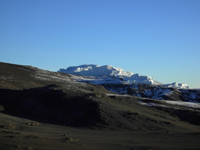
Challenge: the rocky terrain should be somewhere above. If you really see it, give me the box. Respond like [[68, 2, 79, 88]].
[[101, 83, 200, 103], [0, 62, 200, 150]]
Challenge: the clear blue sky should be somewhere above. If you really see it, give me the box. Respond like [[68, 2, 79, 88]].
[[0, 0, 200, 88]]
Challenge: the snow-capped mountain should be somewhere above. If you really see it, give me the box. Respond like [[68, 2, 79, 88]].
[[163, 82, 189, 89], [59, 64, 189, 89], [58, 65, 198, 102], [60, 64, 133, 77]]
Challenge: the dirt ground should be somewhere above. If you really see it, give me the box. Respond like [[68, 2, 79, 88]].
[[1, 112, 200, 150]]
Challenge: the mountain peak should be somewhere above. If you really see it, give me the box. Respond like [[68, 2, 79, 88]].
[[58, 64, 159, 85], [59, 64, 189, 89], [59, 64, 137, 77]]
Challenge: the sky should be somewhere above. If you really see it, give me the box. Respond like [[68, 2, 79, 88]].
[[0, 0, 200, 88]]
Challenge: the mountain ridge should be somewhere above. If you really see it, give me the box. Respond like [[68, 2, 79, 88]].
[[59, 64, 189, 89]]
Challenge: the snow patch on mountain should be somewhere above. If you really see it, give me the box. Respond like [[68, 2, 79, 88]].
[[163, 82, 189, 89], [164, 100, 200, 108]]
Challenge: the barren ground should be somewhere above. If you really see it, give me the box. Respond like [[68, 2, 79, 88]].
[[1, 111, 200, 150]]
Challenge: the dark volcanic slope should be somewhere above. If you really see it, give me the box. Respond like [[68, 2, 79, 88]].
[[0, 62, 105, 91], [0, 62, 46, 89], [0, 62, 200, 132]]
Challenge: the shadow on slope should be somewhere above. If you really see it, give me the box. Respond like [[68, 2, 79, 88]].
[[0, 85, 102, 128]]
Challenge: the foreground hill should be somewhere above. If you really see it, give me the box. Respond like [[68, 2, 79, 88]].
[[0, 62, 200, 150]]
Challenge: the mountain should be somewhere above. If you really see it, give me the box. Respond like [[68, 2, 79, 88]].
[[59, 64, 189, 88], [58, 65, 199, 102], [1, 62, 200, 150], [0, 61, 199, 129]]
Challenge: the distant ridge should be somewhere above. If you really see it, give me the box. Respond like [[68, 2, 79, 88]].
[[59, 64, 189, 89]]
